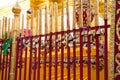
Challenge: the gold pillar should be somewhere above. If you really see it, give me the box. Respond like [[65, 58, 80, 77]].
[[9, 2, 21, 80]]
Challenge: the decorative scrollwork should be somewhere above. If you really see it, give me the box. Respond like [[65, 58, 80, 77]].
[[115, 53, 120, 77], [116, 18, 120, 40]]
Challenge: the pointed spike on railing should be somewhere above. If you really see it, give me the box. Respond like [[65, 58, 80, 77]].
[[88, 30, 92, 35], [96, 28, 101, 35]]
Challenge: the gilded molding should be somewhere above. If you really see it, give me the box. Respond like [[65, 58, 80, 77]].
[[110, 0, 115, 80]]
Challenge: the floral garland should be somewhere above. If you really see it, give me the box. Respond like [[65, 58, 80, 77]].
[[2, 32, 13, 56]]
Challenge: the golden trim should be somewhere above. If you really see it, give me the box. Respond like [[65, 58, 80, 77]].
[[110, 0, 116, 80]]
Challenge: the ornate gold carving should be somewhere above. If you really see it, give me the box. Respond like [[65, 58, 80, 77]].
[[118, 1, 120, 5], [116, 42, 120, 51], [115, 53, 120, 77], [110, 0, 115, 80], [116, 18, 120, 40], [117, 9, 120, 14]]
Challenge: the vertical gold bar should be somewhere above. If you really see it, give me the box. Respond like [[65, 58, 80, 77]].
[[87, 0, 91, 26], [39, 6, 42, 34], [12, 18, 14, 31], [66, 0, 70, 30], [5, 17, 7, 32], [36, 10, 39, 35], [22, 14, 24, 36], [61, 1, 64, 31], [45, 5, 48, 34], [54, 2, 58, 32], [31, 9, 34, 35], [27, 13, 29, 36], [104, 0, 107, 20], [79, 0, 83, 27], [95, 0, 99, 26], [73, 0, 76, 29], [2, 17, 5, 35], [8, 18, 10, 38], [50, 2, 53, 32]]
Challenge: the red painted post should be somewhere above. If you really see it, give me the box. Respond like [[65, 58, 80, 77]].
[[67, 31, 70, 80], [5, 53, 8, 80], [104, 23, 108, 80], [55, 33, 58, 80], [0, 50, 1, 69], [104, 0, 108, 79], [43, 35, 47, 80], [96, 31, 99, 80], [49, 33, 52, 80], [19, 39, 23, 80], [88, 29, 91, 80], [61, 31, 64, 80], [15, 40, 19, 80], [33, 48, 37, 80], [24, 47, 27, 80], [80, 30, 83, 80], [37, 36, 41, 80], [29, 37, 33, 80], [1, 51, 5, 80], [8, 44, 12, 80], [73, 29, 76, 80]]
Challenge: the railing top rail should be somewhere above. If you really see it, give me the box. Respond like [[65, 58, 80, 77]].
[[17, 25, 110, 40]]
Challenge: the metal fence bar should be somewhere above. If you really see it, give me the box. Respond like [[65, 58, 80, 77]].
[[19, 39, 23, 80], [24, 48, 27, 80], [49, 33, 52, 80], [73, 29, 76, 80], [96, 30, 99, 80], [80, 30, 83, 80], [1, 51, 5, 80], [29, 37, 33, 80], [61, 31, 64, 80], [5, 53, 8, 80], [104, 26, 108, 80], [67, 31, 71, 80], [33, 47, 37, 80], [8, 44, 12, 80], [88, 29, 91, 80], [55, 33, 58, 80], [37, 36, 41, 80], [15, 40, 19, 80], [43, 35, 47, 80]]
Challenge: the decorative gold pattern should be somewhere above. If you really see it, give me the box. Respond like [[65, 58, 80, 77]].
[[116, 18, 120, 40], [115, 0, 120, 79], [116, 42, 120, 51], [115, 53, 120, 77], [110, 0, 115, 80]]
